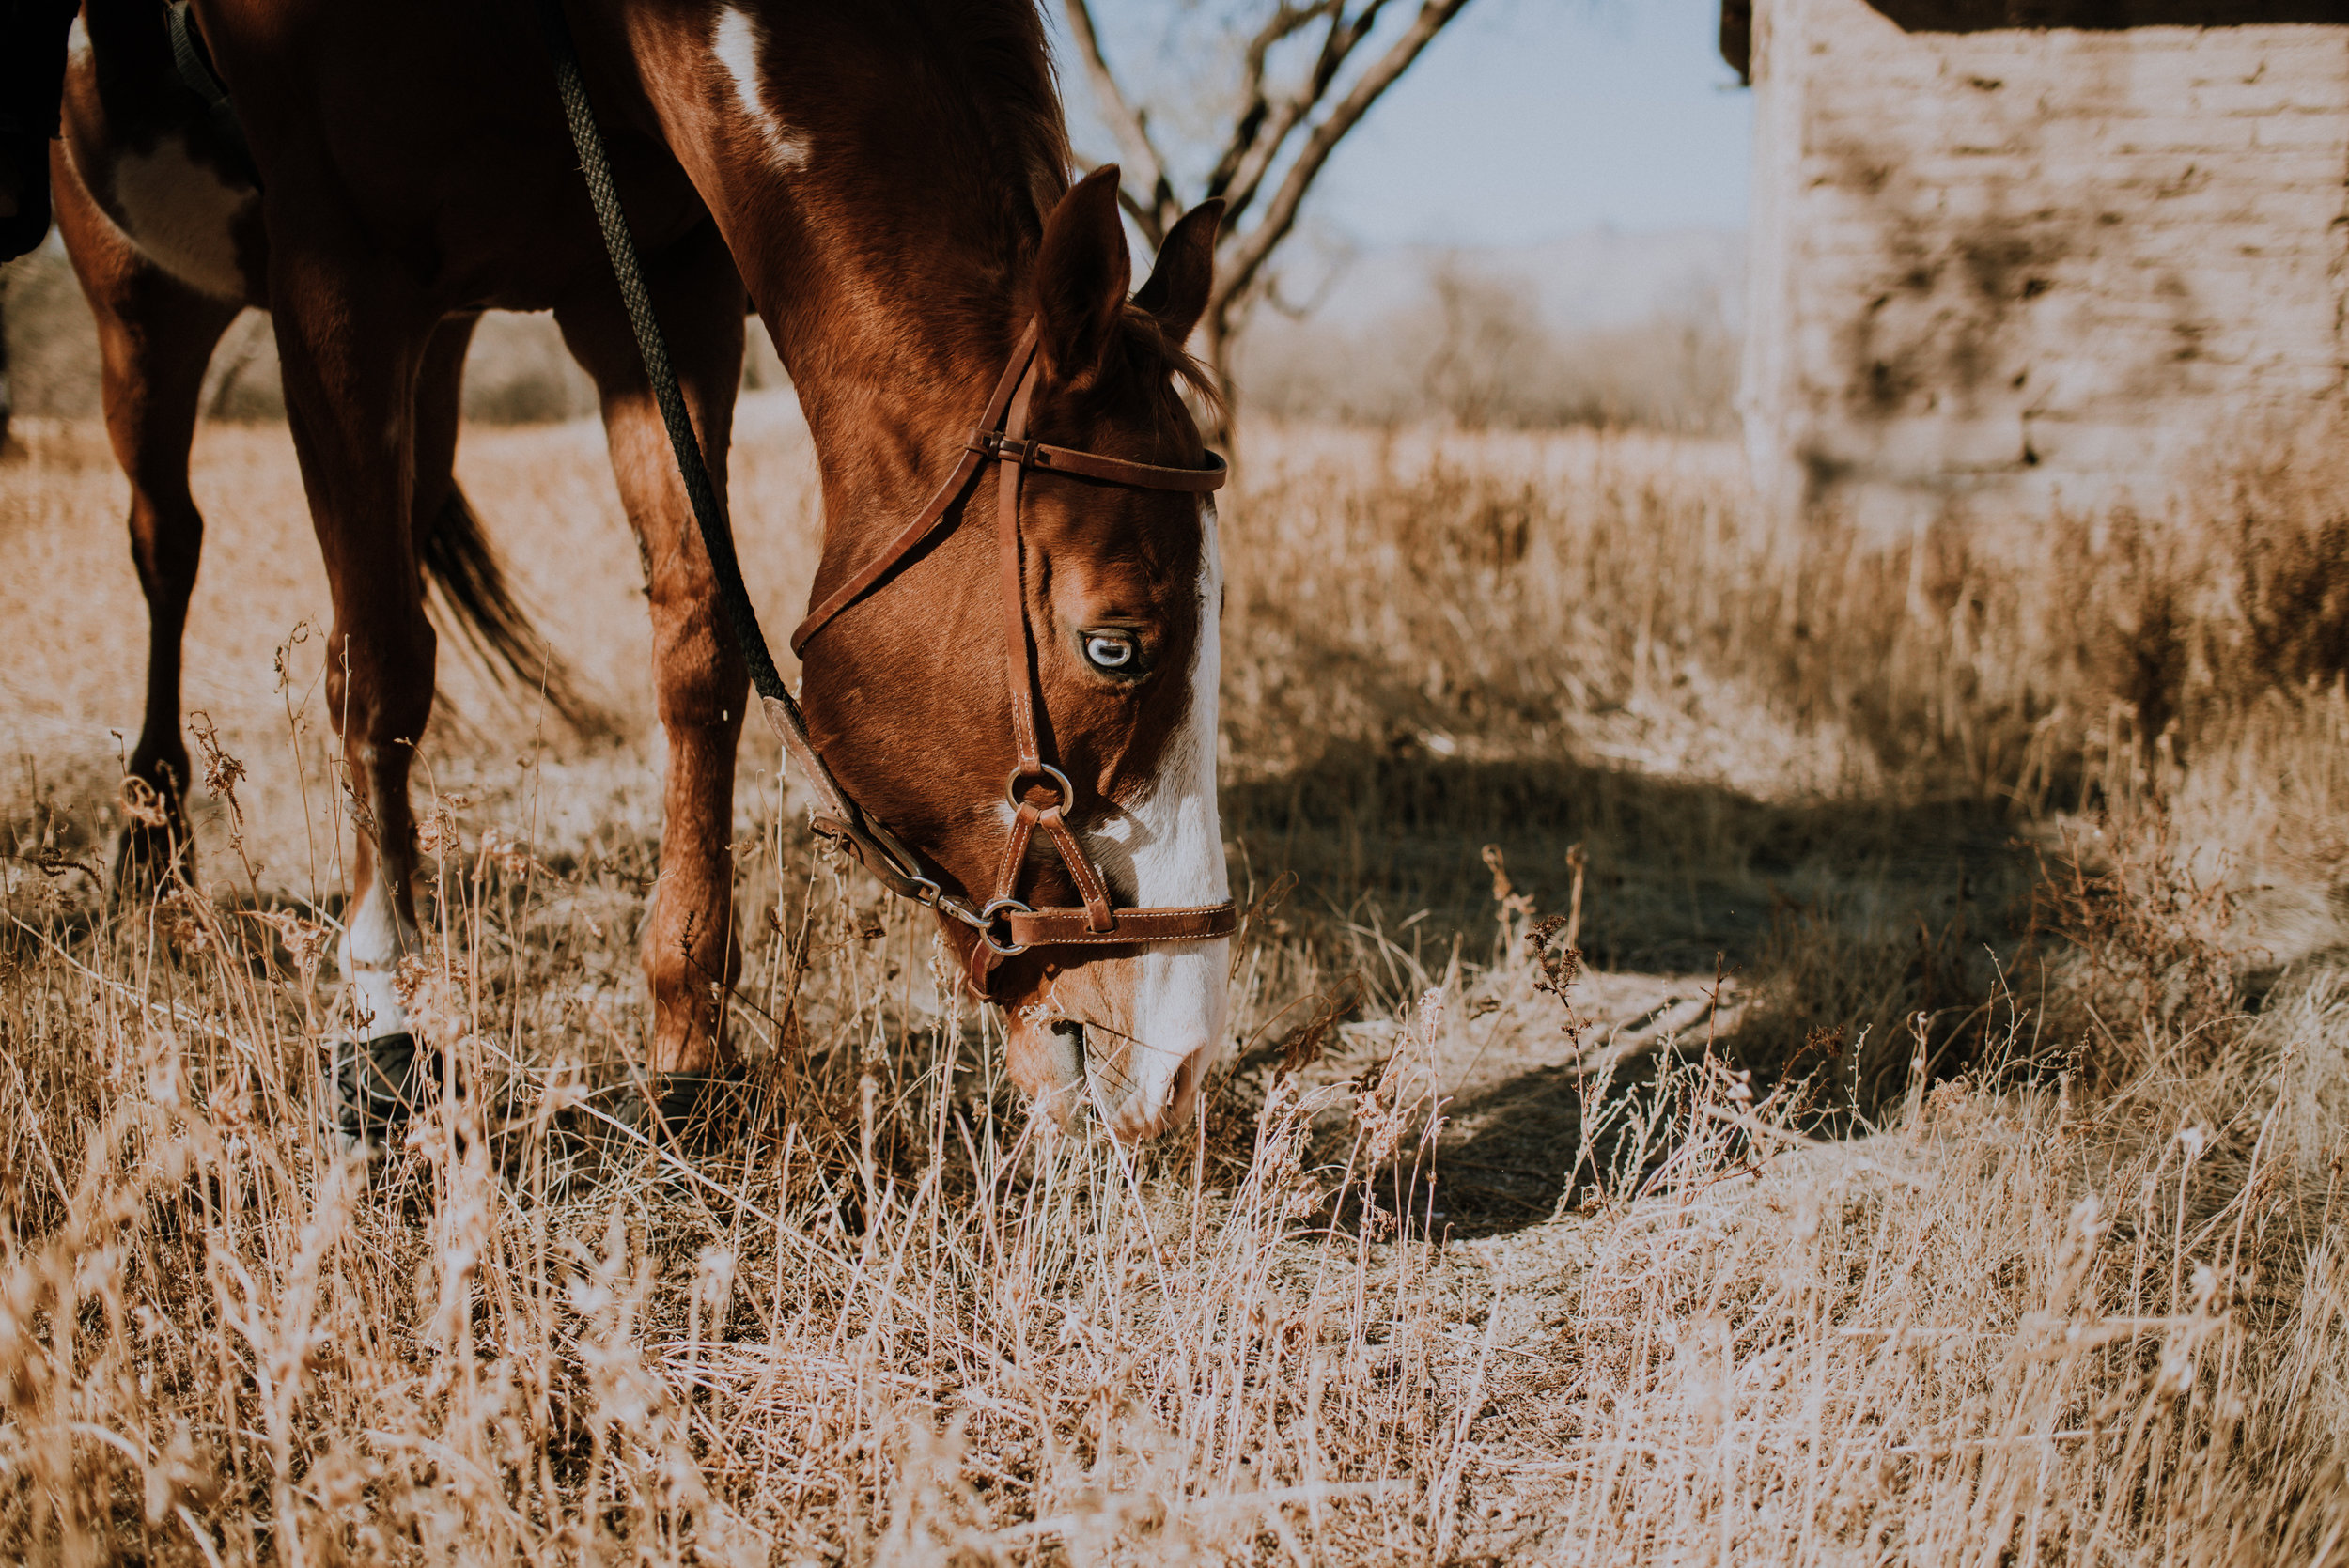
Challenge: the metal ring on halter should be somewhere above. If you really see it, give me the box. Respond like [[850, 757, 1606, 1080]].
[[1004, 763, 1076, 814], [812, 814, 943, 906], [978, 897, 1034, 956]]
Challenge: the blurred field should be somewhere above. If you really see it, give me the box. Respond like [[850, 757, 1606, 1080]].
[[3, 238, 1737, 435], [3, 386, 2349, 1563]]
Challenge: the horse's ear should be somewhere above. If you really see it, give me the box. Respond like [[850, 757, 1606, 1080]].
[[1134, 199, 1222, 347], [1034, 165, 1131, 385]]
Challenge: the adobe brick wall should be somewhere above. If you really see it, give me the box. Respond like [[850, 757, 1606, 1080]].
[[1742, 0, 2349, 534]]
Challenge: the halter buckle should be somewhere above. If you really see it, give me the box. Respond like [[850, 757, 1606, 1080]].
[[972, 430, 1036, 464]]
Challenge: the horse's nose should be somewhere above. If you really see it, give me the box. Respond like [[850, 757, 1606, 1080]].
[[1092, 939, 1228, 1141], [1003, 1011, 1091, 1126], [1101, 1036, 1212, 1141], [995, 940, 1229, 1138]]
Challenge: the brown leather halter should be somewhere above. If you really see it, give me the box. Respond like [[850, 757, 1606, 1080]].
[[537, 8, 1235, 995], [786, 321, 1238, 991]]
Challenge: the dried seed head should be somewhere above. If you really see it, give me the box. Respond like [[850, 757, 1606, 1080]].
[[119, 775, 172, 829]]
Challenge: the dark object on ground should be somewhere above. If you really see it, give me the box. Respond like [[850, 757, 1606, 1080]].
[[616, 1067, 754, 1155], [324, 1032, 442, 1159], [0, 0, 81, 261]]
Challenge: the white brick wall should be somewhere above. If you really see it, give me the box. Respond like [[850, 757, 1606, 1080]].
[[1743, 0, 2349, 535]]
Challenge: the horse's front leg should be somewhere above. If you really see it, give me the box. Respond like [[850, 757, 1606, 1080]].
[[556, 224, 749, 1111], [269, 246, 441, 1153]]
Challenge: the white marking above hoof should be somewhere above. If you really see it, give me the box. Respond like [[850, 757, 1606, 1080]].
[[339, 873, 416, 1040]]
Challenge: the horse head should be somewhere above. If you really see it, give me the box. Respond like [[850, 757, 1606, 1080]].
[[796, 170, 1232, 1139]]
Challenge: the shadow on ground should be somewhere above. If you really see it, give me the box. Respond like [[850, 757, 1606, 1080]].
[[1228, 745, 2046, 1238], [1227, 744, 2035, 972]]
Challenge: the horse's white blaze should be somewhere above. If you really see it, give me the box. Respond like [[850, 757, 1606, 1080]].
[[712, 6, 810, 173], [1089, 501, 1228, 1126], [107, 130, 254, 302]]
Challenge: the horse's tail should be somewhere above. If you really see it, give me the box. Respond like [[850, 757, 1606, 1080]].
[[419, 487, 612, 737]]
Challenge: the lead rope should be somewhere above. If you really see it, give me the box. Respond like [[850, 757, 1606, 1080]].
[[534, 0, 895, 871], [531, 0, 1027, 949], [166, 3, 261, 187]]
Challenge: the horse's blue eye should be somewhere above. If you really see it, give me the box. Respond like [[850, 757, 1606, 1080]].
[[1083, 633, 1137, 672]]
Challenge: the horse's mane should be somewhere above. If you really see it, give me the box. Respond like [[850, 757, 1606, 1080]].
[[919, 0, 1073, 226], [893, 2, 1213, 431]]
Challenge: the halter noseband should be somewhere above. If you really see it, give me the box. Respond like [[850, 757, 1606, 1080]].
[[784, 321, 1237, 991]]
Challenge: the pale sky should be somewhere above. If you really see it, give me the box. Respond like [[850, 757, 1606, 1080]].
[[1051, 0, 1754, 250]]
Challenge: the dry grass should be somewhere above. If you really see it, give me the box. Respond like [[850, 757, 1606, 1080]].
[[3, 398, 2348, 1563], [1237, 283, 1741, 434]]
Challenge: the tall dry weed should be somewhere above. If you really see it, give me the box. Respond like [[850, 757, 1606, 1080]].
[[1233, 420, 2349, 820], [2033, 810, 2248, 1092]]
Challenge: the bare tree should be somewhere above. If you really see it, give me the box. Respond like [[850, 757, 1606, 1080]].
[[1063, 0, 1477, 442]]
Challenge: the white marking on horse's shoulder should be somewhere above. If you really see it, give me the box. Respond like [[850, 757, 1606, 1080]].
[[712, 5, 811, 174]]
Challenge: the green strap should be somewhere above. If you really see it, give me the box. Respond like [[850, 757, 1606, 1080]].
[[166, 2, 260, 187]]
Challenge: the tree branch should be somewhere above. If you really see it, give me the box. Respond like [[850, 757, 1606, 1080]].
[[1216, 0, 1392, 228], [1213, 0, 1470, 316], [1061, 0, 1179, 242], [1204, 1, 1333, 202], [1112, 179, 1165, 242]]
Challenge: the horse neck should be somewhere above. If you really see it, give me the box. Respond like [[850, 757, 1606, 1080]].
[[766, 263, 1031, 551], [614, 1, 1066, 569]]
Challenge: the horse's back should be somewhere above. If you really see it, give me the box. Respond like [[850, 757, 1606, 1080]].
[[58, 0, 709, 318]]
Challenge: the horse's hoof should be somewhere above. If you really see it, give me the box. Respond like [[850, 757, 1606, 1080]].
[[321, 1032, 442, 1160], [613, 1066, 752, 1156]]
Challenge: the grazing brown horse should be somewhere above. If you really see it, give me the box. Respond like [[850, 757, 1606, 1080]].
[[54, 0, 1233, 1141]]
